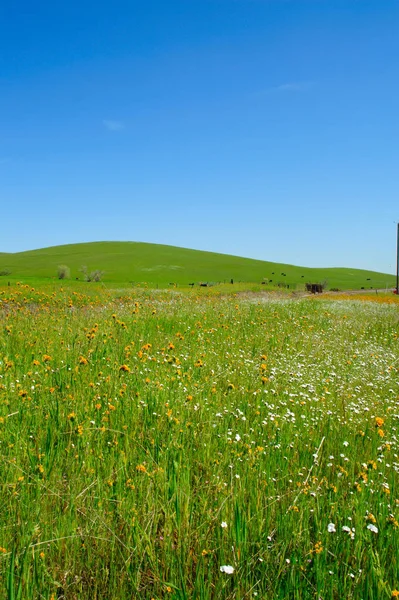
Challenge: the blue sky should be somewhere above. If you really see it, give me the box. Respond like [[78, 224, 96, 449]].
[[1, 0, 398, 273]]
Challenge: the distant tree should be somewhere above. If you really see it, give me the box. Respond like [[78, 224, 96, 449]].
[[57, 265, 70, 280], [80, 266, 104, 282], [89, 270, 104, 282]]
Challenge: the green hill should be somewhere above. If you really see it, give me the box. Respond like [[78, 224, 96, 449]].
[[0, 241, 395, 290]]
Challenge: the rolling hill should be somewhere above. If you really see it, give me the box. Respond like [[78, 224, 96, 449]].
[[0, 241, 395, 290]]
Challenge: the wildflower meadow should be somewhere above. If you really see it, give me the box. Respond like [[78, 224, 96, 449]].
[[0, 283, 398, 599]]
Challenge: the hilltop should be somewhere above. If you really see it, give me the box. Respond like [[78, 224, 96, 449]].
[[0, 241, 395, 290]]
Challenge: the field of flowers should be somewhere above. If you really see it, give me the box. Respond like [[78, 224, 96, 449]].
[[0, 284, 398, 599]]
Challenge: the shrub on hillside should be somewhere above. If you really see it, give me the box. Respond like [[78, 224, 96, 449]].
[[57, 265, 70, 280], [80, 266, 104, 282]]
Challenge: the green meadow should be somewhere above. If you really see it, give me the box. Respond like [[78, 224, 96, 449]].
[[0, 282, 398, 599], [0, 241, 396, 290]]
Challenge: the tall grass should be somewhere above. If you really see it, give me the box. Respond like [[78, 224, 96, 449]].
[[0, 285, 398, 598]]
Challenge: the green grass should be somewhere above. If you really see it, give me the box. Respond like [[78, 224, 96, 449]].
[[0, 284, 398, 598], [0, 241, 396, 290]]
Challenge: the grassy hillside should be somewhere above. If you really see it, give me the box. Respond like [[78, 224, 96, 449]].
[[0, 241, 395, 290]]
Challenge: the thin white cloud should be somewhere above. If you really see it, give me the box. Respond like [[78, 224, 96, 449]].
[[256, 81, 314, 96], [103, 120, 125, 131], [275, 82, 312, 92]]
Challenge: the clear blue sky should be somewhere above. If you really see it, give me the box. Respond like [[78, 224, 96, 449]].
[[1, 0, 398, 273]]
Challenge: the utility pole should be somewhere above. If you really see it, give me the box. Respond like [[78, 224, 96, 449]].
[[397, 222, 399, 294]]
